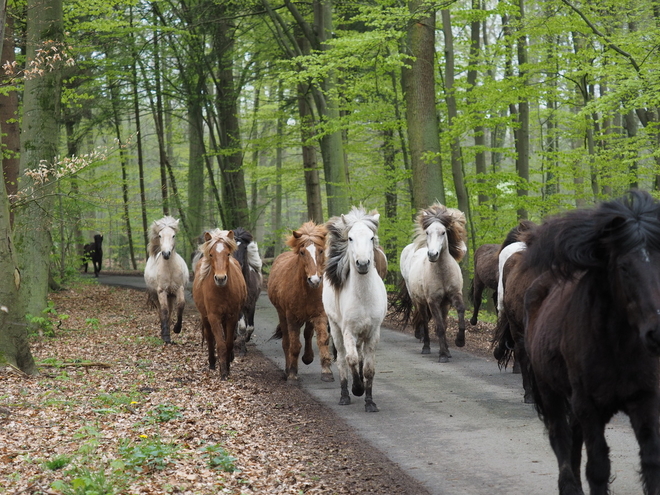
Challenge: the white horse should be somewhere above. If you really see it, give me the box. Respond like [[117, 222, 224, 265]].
[[144, 216, 190, 343], [323, 207, 387, 412], [398, 203, 468, 362]]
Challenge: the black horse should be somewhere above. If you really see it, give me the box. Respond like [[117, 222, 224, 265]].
[[523, 190, 660, 494], [232, 227, 262, 356], [83, 234, 103, 277]]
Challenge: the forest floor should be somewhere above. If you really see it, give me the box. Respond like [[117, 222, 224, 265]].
[[0, 276, 496, 494]]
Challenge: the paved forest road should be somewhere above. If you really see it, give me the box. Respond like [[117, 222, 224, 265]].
[[98, 273, 643, 494]]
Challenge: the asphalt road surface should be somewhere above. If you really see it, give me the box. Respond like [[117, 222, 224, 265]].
[[97, 273, 644, 494]]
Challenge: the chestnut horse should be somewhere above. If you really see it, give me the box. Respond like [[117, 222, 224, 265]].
[[144, 217, 189, 343], [193, 229, 247, 380], [524, 190, 660, 494], [268, 221, 334, 382]]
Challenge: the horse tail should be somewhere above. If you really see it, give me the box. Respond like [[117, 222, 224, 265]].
[[269, 324, 283, 341], [491, 314, 514, 370], [146, 291, 158, 310], [390, 277, 414, 328]]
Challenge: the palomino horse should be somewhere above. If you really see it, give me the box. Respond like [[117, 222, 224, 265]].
[[193, 229, 247, 380], [268, 222, 334, 382], [323, 207, 387, 412], [524, 190, 660, 495], [232, 227, 263, 356], [144, 216, 189, 343], [468, 243, 499, 325], [83, 234, 104, 277], [397, 203, 468, 362]]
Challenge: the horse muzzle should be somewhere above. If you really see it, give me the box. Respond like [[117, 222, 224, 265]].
[[307, 275, 321, 289], [427, 251, 440, 262], [355, 260, 370, 274], [214, 274, 228, 287], [162, 251, 171, 260]]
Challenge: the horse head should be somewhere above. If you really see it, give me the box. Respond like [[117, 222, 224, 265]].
[[422, 217, 448, 263], [150, 216, 180, 260], [204, 230, 237, 287], [415, 204, 468, 263], [291, 226, 326, 289], [344, 213, 379, 275], [159, 226, 177, 260]]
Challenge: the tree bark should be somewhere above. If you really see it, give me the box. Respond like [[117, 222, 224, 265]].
[[0, 13, 18, 224], [402, 0, 444, 209]]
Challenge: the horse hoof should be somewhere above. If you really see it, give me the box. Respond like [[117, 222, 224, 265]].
[[365, 401, 379, 413], [455, 337, 465, 347], [220, 374, 229, 381], [339, 396, 351, 406], [470, 317, 477, 326], [421, 347, 431, 355], [173, 324, 182, 334], [302, 354, 314, 365], [352, 383, 365, 397], [321, 372, 335, 382], [438, 355, 449, 363]]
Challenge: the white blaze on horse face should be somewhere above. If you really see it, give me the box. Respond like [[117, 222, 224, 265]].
[[305, 243, 321, 286], [349, 222, 374, 275], [215, 242, 225, 254], [425, 221, 446, 262]]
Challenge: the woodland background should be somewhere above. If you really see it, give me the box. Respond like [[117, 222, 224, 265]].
[[2, 0, 660, 372]]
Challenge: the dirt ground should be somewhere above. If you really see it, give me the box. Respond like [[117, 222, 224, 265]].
[[0, 279, 499, 494]]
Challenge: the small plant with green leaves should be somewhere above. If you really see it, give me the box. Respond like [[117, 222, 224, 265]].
[[118, 436, 180, 473], [50, 466, 116, 495], [85, 317, 100, 329], [26, 301, 69, 337], [202, 444, 237, 472], [93, 391, 140, 414], [147, 403, 182, 423], [43, 454, 72, 471]]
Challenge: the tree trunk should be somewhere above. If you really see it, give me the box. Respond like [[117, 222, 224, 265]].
[[515, 0, 529, 219], [297, 81, 324, 223], [14, 0, 63, 320], [402, 0, 444, 209], [468, 0, 487, 210], [188, 76, 205, 245], [0, 13, 18, 225]]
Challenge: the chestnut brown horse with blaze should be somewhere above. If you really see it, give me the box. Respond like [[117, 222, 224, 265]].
[[193, 229, 247, 380], [268, 222, 334, 382]]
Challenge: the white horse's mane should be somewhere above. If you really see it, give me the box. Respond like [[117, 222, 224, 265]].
[[412, 203, 467, 262], [148, 216, 180, 257], [325, 206, 380, 289]]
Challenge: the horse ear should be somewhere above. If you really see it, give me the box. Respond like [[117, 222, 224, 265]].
[[227, 230, 235, 240], [341, 214, 346, 224], [204, 231, 212, 242], [372, 213, 380, 223], [292, 230, 302, 239]]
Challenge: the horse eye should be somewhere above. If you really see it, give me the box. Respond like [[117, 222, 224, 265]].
[[349, 237, 353, 242], [319, 249, 323, 254], [300, 251, 304, 256]]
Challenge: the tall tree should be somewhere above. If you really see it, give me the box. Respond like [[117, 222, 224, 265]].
[[13, 0, 64, 318], [402, 0, 445, 209]]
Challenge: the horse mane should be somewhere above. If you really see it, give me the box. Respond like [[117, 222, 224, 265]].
[[412, 203, 468, 262], [148, 216, 179, 258], [325, 206, 380, 289], [285, 221, 327, 254], [232, 227, 262, 279], [193, 229, 238, 291], [523, 190, 660, 280], [500, 219, 536, 251]]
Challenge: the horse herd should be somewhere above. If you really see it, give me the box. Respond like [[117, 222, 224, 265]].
[[93, 190, 660, 495]]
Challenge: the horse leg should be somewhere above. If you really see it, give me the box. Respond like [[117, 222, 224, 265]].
[[173, 287, 185, 334], [470, 276, 484, 326], [626, 396, 660, 494], [362, 337, 378, 413], [540, 385, 584, 495], [514, 340, 533, 404], [342, 330, 364, 397], [225, 315, 237, 368], [157, 290, 171, 343], [203, 318, 216, 370], [431, 303, 451, 363], [451, 292, 466, 348], [208, 314, 229, 380], [302, 321, 315, 365], [579, 415, 610, 495], [285, 320, 302, 381], [415, 306, 431, 354], [235, 314, 247, 357], [313, 315, 334, 382], [331, 325, 351, 405]]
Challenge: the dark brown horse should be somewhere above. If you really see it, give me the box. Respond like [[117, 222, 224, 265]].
[[524, 190, 660, 494], [267, 222, 334, 382], [232, 227, 263, 356], [468, 243, 499, 325], [193, 229, 247, 380], [82, 234, 103, 277]]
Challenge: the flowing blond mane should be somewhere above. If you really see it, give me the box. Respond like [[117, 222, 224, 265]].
[[412, 203, 467, 262], [148, 216, 180, 258], [193, 229, 238, 291], [285, 221, 328, 254]]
